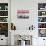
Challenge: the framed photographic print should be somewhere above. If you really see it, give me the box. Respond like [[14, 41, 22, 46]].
[[17, 10, 29, 19]]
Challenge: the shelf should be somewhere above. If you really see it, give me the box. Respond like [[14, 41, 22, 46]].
[[38, 28, 46, 29], [38, 3, 46, 37], [0, 3, 8, 37], [38, 22, 46, 23], [0, 22, 8, 23], [38, 16, 46, 17], [0, 16, 8, 17], [0, 10, 8, 11], [38, 10, 46, 11]]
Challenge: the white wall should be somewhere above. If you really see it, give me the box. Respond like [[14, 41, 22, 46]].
[[11, 0, 46, 46], [11, 0, 46, 29], [11, 0, 38, 30]]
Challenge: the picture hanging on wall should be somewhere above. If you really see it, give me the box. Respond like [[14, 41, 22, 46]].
[[17, 10, 29, 19]]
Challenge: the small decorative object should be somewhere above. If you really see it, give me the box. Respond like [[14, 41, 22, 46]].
[[45, 6, 46, 8], [38, 3, 46, 10], [38, 17, 46, 22], [40, 8, 44, 10], [39, 29, 46, 37], [3, 18, 7, 22], [0, 17, 7, 22], [40, 29, 45, 34], [5, 6, 8, 10], [0, 11, 8, 16], [38, 17, 45, 22], [43, 39, 45, 40], [0, 23, 8, 37], [38, 24, 46, 28], [0, 6, 1, 10], [42, 12, 45, 15], [11, 23, 16, 30]]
